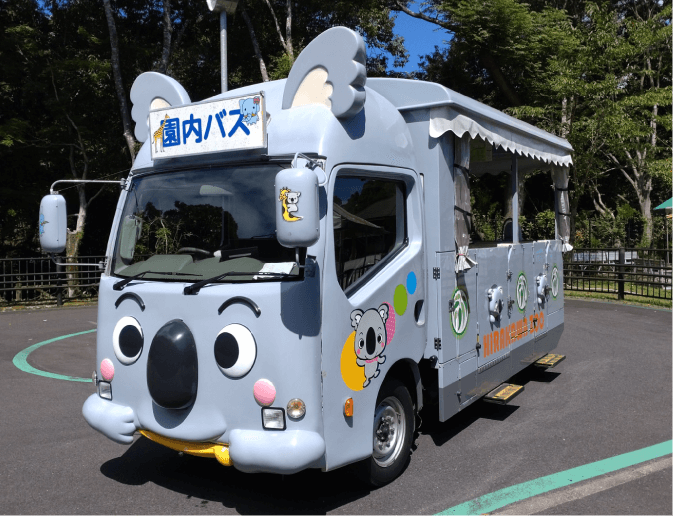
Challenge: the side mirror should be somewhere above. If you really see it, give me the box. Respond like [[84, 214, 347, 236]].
[[275, 168, 320, 248], [39, 194, 67, 253]]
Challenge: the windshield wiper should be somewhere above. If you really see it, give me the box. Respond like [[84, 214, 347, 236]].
[[184, 270, 295, 295], [113, 271, 201, 291]]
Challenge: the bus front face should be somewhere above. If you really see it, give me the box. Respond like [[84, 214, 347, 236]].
[[85, 162, 326, 474]]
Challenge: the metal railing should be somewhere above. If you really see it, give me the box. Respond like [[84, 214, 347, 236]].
[[563, 248, 672, 301], [0, 256, 105, 307], [2, 248, 671, 307]]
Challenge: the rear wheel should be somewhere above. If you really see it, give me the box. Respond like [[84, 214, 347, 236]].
[[357, 379, 415, 487]]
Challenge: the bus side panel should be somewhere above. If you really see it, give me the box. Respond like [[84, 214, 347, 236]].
[[536, 239, 565, 355]]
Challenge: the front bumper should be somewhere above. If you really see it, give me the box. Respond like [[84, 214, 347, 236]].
[[83, 394, 325, 474]]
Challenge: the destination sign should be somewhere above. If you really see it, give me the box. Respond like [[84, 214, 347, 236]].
[[148, 92, 266, 160]]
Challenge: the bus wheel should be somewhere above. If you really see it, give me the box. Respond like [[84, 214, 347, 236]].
[[360, 379, 415, 487]]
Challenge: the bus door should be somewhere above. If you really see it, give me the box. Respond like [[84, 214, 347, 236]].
[[436, 250, 478, 421], [474, 245, 512, 395]]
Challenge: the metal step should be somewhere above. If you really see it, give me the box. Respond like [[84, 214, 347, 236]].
[[534, 353, 566, 368], [483, 383, 524, 405]]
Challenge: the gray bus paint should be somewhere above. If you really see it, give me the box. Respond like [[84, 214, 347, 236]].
[[78, 26, 571, 477]]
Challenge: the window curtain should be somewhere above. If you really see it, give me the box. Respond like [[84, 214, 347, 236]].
[[454, 133, 478, 272], [551, 165, 573, 252]]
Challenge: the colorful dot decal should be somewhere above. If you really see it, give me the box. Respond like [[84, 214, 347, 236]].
[[384, 302, 396, 342], [341, 332, 365, 391], [394, 284, 408, 315], [406, 271, 417, 295]]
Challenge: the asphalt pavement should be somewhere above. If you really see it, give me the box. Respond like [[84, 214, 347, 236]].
[[0, 299, 670, 514]]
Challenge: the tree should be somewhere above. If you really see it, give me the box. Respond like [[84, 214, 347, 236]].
[[413, 0, 672, 247], [597, 2, 672, 246]]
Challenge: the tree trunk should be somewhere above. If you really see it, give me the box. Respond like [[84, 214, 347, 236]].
[[637, 175, 653, 246], [65, 186, 88, 298], [156, 0, 173, 75], [102, 0, 136, 164], [285, 0, 293, 61], [241, 5, 269, 82]]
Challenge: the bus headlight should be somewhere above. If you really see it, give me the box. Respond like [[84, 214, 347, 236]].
[[286, 398, 306, 419], [261, 408, 286, 430], [98, 381, 112, 400]]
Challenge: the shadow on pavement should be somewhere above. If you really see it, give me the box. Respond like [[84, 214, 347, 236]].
[[420, 364, 560, 447], [101, 437, 369, 514]]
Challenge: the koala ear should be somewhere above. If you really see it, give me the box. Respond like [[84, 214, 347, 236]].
[[282, 26, 366, 119], [378, 303, 389, 323], [296, 192, 301, 197], [239, 99, 245, 110], [130, 72, 190, 142], [350, 309, 363, 330]]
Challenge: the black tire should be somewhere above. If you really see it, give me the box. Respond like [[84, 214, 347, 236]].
[[355, 378, 415, 487]]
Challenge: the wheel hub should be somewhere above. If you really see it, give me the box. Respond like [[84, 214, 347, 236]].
[[372, 397, 406, 467]]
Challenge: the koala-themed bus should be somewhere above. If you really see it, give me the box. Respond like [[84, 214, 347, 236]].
[[38, 26, 573, 486]]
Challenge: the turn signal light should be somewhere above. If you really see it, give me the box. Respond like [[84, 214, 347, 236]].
[[344, 397, 353, 417]]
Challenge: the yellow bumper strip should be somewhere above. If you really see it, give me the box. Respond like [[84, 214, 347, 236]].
[[139, 430, 232, 466]]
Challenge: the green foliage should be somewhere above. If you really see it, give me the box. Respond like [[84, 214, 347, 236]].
[[521, 210, 556, 241], [419, 0, 671, 247], [1, 0, 670, 257], [268, 51, 295, 81]]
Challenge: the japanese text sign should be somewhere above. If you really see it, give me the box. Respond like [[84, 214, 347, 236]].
[[148, 92, 266, 160]]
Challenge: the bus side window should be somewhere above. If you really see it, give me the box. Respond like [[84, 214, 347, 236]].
[[333, 175, 407, 293]]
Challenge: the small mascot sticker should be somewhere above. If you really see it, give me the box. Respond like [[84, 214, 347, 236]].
[[279, 187, 302, 222], [350, 304, 389, 388], [39, 213, 48, 235], [239, 96, 261, 126]]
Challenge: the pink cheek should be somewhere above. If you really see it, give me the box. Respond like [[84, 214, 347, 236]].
[[100, 358, 114, 381], [253, 379, 276, 406], [356, 349, 361, 355]]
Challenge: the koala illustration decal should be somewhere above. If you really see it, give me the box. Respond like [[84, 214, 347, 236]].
[[285, 191, 300, 214], [350, 304, 389, 388], [239, 96, 261, 126], [279, 187, 302, 222]]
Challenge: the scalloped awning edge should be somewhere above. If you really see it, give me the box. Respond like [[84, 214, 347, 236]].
[[430, 106, 573, 168]]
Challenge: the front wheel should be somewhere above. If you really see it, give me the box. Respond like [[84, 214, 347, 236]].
[[356, 379, 415, 487]]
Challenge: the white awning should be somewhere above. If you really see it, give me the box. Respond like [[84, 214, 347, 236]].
[[430, 105, 573, 168], [365, 79, 573, 169]]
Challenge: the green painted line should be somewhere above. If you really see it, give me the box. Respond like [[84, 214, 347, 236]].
[[13, 329, 97, 383], [438, 440, 673, 515]]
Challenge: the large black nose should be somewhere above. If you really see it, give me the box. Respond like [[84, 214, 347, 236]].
[[147, 320, 198, 410]]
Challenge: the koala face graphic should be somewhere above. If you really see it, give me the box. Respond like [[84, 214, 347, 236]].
[[350, 304, 389, 388], [286, 192, 300, 205]]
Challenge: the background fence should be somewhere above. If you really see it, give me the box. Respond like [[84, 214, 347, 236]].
[[1, 248, 672, 307], [563, 247, 672, 301], [0, 256, 104, 307]]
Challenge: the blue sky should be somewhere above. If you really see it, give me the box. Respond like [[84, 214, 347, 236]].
[[388, 7, 451, 73]]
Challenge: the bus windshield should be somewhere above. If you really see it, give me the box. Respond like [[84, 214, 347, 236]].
[[112, 163, 300, 282]]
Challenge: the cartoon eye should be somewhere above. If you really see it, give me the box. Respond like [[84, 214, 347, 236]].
[[113, 316, 143, 365], [377, 334, 383, 343], [358, 339, 365, 349], [214, 324, 256, 378]]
